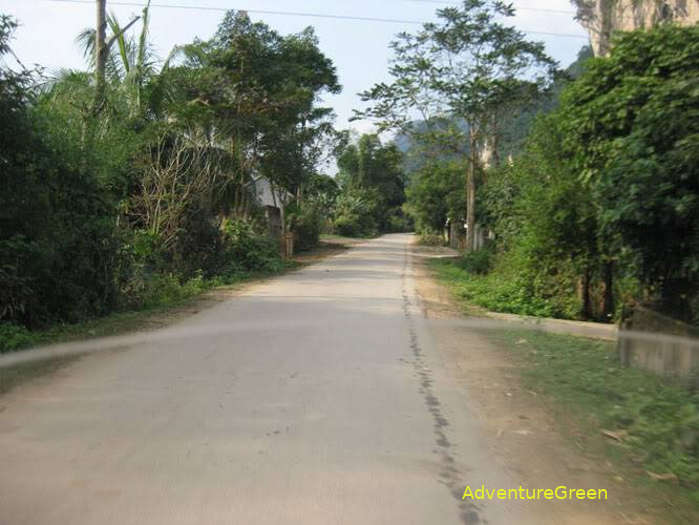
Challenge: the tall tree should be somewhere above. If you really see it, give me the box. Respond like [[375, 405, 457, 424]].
[[357, 0, 556, 251], [164, 11, 340, 220], [335, 134, 407, 234], [561, 25, 699, 321]]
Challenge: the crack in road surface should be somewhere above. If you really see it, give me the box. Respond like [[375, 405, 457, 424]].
[[401, 247, 482, 525], [1, 234, 596, 524]]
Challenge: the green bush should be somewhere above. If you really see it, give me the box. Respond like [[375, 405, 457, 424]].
[[221, 218, 285, 273], [0, 322, 38, 353], [386, 212, 413, 233], [432, 257, 581, 319], [457, 247, 494, 275], [290, 204, 323, 251], [1, 57, 122, 327], [332, 188, 380, 238], [129, 272, 206, 310], [334, 213, 377, 238]]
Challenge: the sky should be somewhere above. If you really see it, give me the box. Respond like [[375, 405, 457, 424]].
[[0, 0, 590, 133]]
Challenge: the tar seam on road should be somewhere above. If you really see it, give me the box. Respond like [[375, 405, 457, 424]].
[[401, 246, 482, 525]]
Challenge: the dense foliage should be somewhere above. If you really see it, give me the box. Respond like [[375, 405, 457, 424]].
[[0, 9, 340, 342], [404, 161, 465, 235], [561, 24, 699, 321], [357, 0, 557, 250], [333, 134, 410, 237], [1, 16, 120, 326], [456, 25, 699, 323]]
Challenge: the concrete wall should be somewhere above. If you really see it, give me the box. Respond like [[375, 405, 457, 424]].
[[448, 222, 487, 251], [575, 0, 699, 55], [618, 305, 699, 385]]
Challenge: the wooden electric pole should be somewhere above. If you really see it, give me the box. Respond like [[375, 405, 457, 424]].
[[93, 0, 107, 114], [92, 0, 139, 115]]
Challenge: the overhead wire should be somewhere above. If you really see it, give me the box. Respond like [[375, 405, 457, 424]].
[[28, 0, 589, 39]]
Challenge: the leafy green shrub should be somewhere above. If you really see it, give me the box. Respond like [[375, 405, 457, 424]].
[[290, 204, 323, 252], [221, 218, 285, 273], [457, 247, 494, 275], [560, 25, 699, 322], [405, 161, 465, 234], [333, 188, 379, 238], [1, 81, 122, 326], [334, 214, 377, 238], [169, 206, 227, 279], [432, 258, 581, 319], [0, 322, 37, 353], [387, 212, 413, 233]]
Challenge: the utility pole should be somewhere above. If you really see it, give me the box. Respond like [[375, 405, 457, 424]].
[[93, 0, 107, 114], [92, 0, 139, 115]]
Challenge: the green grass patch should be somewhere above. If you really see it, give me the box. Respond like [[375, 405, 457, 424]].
[[490, 328, 699, 519], [430, 258, 699, 518], [429, 257, 566, 318]]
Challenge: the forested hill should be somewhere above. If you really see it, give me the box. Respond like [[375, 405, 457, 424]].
[[393, 45, 594, 171], [496, 45, 593, 159]]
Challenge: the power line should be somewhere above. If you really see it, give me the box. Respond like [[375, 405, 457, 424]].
[[36, 0, 427, 23], [31, 0, 589, 39], [402, 0, 577, 15]]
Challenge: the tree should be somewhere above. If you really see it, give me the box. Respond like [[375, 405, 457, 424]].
[[561, 25, 699, 321], [405, 161, 465, 235], [336, 134, 408, 234], [1, 16, 121, 326], [356, 0, 556, 250], [90, 0, 141, 115], [2, 6, 342, 330], [483, 112, 601, 319], [163, 12, 340, 221]]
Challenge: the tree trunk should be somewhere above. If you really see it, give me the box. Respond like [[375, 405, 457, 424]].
[[465, 128, 477, 252], [491, 129, 500, 169], [93, 0, 107, 115], [581, 265, 592, 320], [602, 261, 614, 320]]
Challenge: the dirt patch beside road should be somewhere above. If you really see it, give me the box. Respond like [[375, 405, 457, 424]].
[[411, 246, 658, 524]]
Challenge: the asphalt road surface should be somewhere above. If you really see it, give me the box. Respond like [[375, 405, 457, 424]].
[[0, 234, 575, 524]]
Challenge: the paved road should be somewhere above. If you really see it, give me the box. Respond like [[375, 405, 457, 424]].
[[0, 234, 533, 524]]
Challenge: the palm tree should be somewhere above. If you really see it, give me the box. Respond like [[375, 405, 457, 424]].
[[77, 1, 158, 118]]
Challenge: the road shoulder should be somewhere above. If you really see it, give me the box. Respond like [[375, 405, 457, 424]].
[[0, 238, 359, 397], [411, 244, 661, 525]]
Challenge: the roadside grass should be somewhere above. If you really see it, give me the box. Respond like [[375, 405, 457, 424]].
[[0, 265, 297, 355], [429, 257, 580, 320], [429, 258, 699, 519], [488, 329, 699, 521]]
